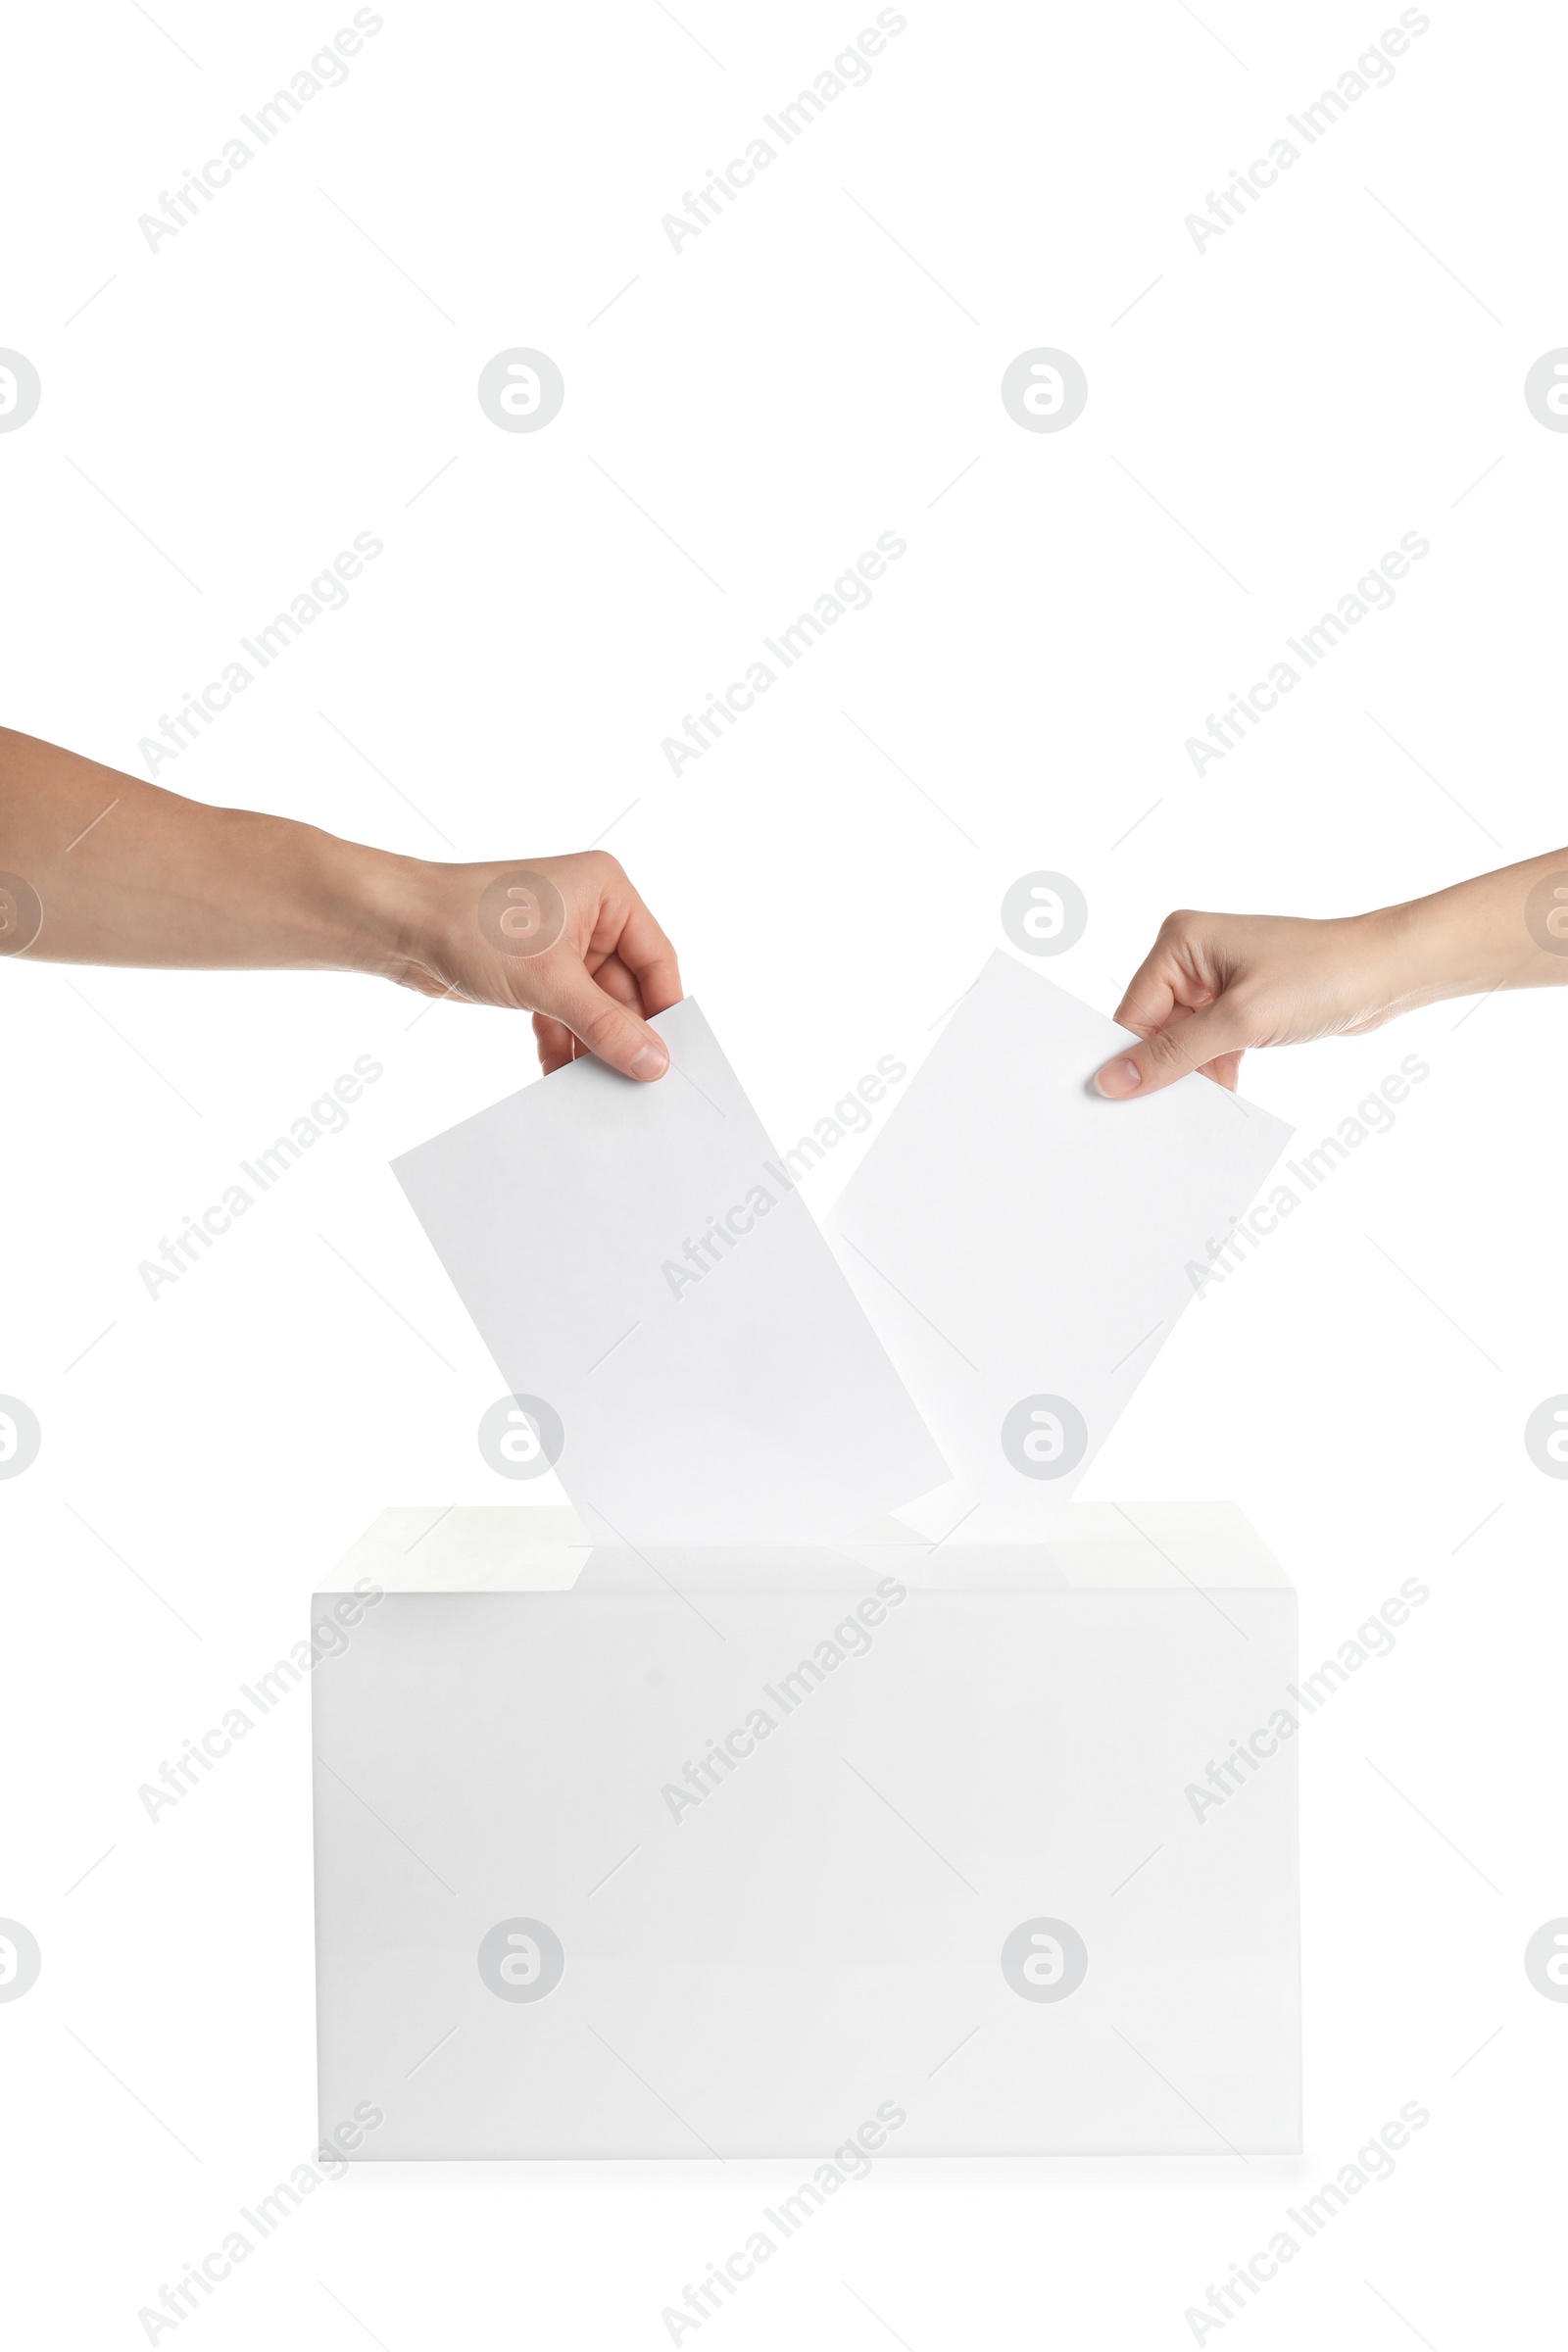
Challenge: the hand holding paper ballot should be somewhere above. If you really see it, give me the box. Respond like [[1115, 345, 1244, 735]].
[[1094, 849, 1568, 1098], [385, 849, 681, 1084], [5, 724, 1563, 1094], [0, 726, 679, 1080]]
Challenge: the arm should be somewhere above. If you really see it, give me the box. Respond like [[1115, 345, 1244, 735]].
[[1093, 852, 1568, 1098], [0, 726, 679, 1079]]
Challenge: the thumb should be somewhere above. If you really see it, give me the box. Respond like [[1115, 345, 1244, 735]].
[[533, 956, 670, 1081], [1094, 999, 1249, 1099]]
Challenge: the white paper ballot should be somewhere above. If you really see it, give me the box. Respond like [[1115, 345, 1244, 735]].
[[391, 1001, 949, 1546], [826, 954, 1294, 1537]]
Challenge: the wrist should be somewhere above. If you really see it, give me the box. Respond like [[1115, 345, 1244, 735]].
[[315, 833, 445, 982]]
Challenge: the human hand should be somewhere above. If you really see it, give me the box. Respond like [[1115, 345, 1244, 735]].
[[1092, 906, 1419, 1098], [377, 851, 681, 1081], [1094, 855, 1568, 1098], [0, 732, 682, 1078]]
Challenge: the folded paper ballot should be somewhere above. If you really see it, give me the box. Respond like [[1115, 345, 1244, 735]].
[[391, 1000, 950, 1546], [826, 954, 1294, 1538]]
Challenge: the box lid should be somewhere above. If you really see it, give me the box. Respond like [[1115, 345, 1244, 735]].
[[318, 1501, 1292, 1595]]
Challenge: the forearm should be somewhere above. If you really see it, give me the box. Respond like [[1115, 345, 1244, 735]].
[[0, 724, 681, 1079], [0, 725, 413, 974], [1099, 846, 1568, 1096], [1377, 849, 1568, 1007]]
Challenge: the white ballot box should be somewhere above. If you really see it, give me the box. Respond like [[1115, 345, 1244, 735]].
[[313, 1504, 1299, 2158]]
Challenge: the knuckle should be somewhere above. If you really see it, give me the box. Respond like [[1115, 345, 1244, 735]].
[[575, 998, 629, 1054], [1144, 1024, 1190, 1071]]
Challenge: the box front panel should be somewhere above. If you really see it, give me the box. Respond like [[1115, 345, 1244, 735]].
[[313, 1585, 1298, 2155]]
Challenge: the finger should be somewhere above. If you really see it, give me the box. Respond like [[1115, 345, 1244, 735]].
[[573, 956, 642, 1065], [1111, 940, 1186, 1038], [531, 951, 670, 1080], [600, 891, 682, 1018], [532, 1009, 578, 1076], [587, 951, 643, 1013], [1094, 997, 1252, 1099], [1200, 1047, 1247, 1093]]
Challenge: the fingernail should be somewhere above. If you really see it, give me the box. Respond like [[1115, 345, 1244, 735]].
[[1095, 1056, 1143, 1098], [629, 1038, 668, 1080]]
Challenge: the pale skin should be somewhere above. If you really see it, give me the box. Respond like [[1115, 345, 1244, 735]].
[[0, 728, 680, 1080], [4, 731, 1564, 1093], [1092, 852, 1568, 1098]]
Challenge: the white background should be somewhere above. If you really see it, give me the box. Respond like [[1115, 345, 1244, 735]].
[[2, 0, 1565, 2342]]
